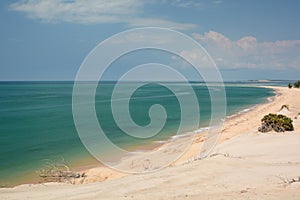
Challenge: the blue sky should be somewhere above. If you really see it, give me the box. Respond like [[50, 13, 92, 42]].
[[0, 0, 300, 81]]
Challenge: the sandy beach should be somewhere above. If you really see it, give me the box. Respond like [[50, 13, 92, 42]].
[[1, 86, 300, 200]]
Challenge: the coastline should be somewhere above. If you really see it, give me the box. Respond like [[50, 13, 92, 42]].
[[0, 85, 278, 186], [69, 85, 277, 184], [0, 84, 274, 187], [2, 85, 300, 199]]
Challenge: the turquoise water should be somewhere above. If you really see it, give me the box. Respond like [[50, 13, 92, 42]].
[[0, 82, 275, 186]]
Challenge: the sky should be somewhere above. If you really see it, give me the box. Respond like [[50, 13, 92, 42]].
[[0, 0, 300, 81]]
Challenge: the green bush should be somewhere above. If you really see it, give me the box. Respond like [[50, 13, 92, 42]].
[[258, 113, 294, 132], [294, 80, 300, 88]]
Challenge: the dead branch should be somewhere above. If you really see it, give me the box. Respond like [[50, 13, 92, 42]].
[[37, 158, 86, 184]]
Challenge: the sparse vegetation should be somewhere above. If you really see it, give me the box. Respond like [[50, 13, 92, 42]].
[[288, 81, 300, 88], [294, 80, 300, 88], [289, 80, 300, 88], [258, 113, 294, 132]]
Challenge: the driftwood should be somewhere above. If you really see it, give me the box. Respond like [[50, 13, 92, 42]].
[[277, 176, 300, 186], [37, 158, 86, 184]]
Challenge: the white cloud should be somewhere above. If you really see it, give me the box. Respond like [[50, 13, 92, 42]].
[[9, 0, 197, 30], [9, 0, 142, 24], [193, 31, 300, 69], [179, 49, 214, 67]]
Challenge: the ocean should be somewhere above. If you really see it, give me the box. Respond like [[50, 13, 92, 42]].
[[0, 81, 276, 187]]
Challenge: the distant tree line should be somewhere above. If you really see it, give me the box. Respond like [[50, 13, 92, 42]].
[[288, 80, 300, 88]]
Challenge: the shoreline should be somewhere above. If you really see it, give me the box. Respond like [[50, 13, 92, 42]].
[[59, 85, 279, 185], [1, 85, 300, 199], [0, 85, 277, 188]]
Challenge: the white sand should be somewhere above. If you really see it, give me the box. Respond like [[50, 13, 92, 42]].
[[1, 86, 300, 200]]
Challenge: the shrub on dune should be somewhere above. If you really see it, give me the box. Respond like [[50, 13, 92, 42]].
[[258, 113, 294, 133], [294, 81, 300, 88]]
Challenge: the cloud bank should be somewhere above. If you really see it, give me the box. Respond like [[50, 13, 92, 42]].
[[193, 31, 300, 70]]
